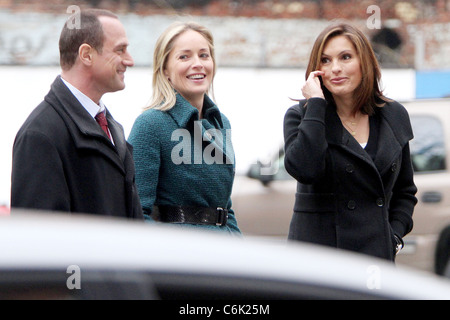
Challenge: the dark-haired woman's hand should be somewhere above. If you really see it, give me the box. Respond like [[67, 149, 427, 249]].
[[302, 71, 325, 100]]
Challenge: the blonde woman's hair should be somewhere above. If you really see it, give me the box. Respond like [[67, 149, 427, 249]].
[[146, 21, 217, 111]]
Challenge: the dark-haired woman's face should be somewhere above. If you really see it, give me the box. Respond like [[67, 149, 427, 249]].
[[319, 35, 362, 101]]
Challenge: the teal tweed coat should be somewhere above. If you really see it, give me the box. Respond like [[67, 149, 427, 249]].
[[128, 94, 241, 234]]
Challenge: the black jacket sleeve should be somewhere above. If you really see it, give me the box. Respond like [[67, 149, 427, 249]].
[[283, 98, 329, 184]]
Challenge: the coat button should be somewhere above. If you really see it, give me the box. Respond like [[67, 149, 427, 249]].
[[345, 164, 354, 173], [205, 131, 212, 141], [391, 163, 397, 172], [376, 198, 384, 207], [347, 200, 356, 210]]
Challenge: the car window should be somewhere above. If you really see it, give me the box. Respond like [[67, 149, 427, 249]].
[[410, 115, 446, 172]]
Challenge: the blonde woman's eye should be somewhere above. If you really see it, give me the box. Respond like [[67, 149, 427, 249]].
[[321, 57, 330, 64]]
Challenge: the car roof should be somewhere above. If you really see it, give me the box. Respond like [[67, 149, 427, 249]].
[[402, 98, 450, 117], [2, 211, 450, 299]]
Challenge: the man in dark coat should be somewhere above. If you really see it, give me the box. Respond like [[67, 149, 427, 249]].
[[11, 9, 143, 220]]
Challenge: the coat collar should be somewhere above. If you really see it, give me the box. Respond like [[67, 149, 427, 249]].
[[324, 105, 375, 166], [324, 100, 413, 174], [44, 76, 127, 172], [167, 93, 223, 129]]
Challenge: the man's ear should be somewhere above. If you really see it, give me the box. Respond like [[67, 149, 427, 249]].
[[78, 44, 95, 66]]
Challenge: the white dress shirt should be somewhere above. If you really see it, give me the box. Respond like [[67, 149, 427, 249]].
[[61, 77, 114, 144]]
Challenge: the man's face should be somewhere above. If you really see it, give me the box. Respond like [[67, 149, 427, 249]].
[[91, 16, 134, 95]]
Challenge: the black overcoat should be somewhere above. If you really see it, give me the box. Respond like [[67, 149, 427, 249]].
[[11, 76, 143, 220], [283, 98, 417, 260]]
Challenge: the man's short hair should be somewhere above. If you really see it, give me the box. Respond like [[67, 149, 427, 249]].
[[59, 9, 118, 70]]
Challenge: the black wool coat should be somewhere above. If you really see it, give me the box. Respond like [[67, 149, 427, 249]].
[[283, 98, 417, 261], [11, 76, 143, 220]]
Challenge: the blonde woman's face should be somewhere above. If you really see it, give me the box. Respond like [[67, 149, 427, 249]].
[[164, 30, 214, 104], [319, 35, 362, 100]]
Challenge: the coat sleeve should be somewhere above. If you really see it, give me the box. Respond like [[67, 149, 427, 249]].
[[283, 98, 329, 184], [11, 130, 71, 211], [389, 142, 418, 238], [128, 113, 161, 218]]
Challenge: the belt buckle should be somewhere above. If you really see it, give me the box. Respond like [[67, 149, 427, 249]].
[[216, 207, 228, 226]]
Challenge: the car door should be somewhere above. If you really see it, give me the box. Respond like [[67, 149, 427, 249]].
[[396, 103, 450, 273]]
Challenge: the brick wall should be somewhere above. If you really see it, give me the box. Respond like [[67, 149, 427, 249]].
[[2, 0, 448, 21], [0, 0, 449, 69]]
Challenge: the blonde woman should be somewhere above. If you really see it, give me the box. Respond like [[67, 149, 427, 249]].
[[128, 22, 240, 233], [283, 22, 417, 260]]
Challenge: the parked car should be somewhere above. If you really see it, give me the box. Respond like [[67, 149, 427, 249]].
[[1, 211, 450, 300], [232, 98, 450, 276]]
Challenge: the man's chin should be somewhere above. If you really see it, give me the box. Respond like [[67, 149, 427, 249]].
[[110, 81, 126, 93]]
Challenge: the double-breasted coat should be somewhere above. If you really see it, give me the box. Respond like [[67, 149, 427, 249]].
[[11, 76, 143, 220], [283, 98, 417, 260]]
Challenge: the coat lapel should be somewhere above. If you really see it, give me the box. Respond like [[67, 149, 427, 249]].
[[45, 76, 125, 173], [325, 102, 408, 175], [107, 111, 127, 163], [373, 108, 404, 175], [325, 104, 375, 166], [167, 93, 233, 164]]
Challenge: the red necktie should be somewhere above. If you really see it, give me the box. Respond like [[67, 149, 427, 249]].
[[95, 112, 111, 140]]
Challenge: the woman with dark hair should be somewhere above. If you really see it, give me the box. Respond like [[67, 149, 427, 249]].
[[283, 22, 417, 261]]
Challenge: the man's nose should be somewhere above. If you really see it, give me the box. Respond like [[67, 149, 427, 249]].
[[123, 51, 134, 67]]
